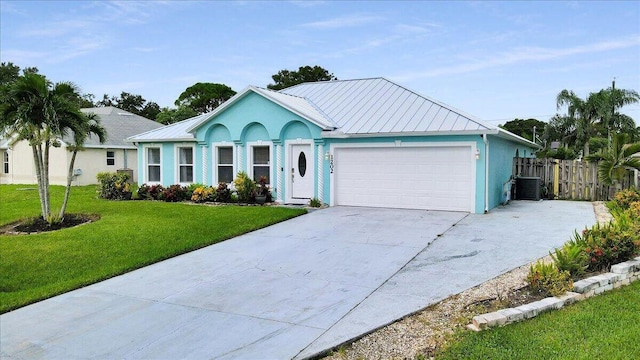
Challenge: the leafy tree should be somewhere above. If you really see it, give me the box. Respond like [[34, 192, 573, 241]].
[[500, 118, 547, 142], [77, 93, 97, 108], [0, 62, 39, 87], [96, 91, 160, 120], [587, 132, 640, 189], [175, 83, 236, 115], [156, 105, 197, 125], [0, 62, 21, 86], [267, 65, 337, 90], [0, 73, 99, 222], [542, 114, 576, 149]]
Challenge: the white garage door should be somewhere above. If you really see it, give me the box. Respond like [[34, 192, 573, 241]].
[[334, 146, 474, 212]]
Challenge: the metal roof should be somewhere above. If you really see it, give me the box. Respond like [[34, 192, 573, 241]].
[[128, 78, 537, 148], [76, 107, 163, 148], [127, 112, 208, 142], [281, 77, 496, 135]]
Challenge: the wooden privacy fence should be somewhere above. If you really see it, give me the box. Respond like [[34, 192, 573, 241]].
[[513, 158, 637, 201]]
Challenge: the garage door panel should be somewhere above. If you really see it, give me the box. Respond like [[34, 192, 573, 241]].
[[334, 146, 473, 212]]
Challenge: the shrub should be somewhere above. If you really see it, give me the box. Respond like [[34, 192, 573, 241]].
[[612, 188, 640, 210], [137, 184, 165, 200], [309, 198, 322, 207], [550, 242, 588, 278], [215, 182, 232, 203], [234, 171, 256, 203], [579, 221, 638, 272], [163, 184, 189, 202], [96, 172, 132, 200], [191, 186, 214, 203], [186, 183, 206, 199], [527, 260, 573, 297], [628, 201, 640, 219]]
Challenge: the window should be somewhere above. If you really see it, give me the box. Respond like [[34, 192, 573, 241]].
[[177, 147, 194, 183], [216, 146, 233, 183], [106, 151, 115, 166], [3, 151, 8, 174], [146, 147, 161, 182], [252, 146, 270, 183]]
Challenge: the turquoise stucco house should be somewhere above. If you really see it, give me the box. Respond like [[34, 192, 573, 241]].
[[128, 78, 538, 213]]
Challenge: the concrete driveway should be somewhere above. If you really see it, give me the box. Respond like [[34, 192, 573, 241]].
[[1, 201, 596, 359]]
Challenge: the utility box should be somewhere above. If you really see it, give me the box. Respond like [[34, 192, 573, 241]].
[[516, 177, 541, 201], [117, 168, 134, 183]]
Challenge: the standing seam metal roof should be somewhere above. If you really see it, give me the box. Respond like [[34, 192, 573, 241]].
[[126, 78, 537, 148], [281, 77, 495, 135]]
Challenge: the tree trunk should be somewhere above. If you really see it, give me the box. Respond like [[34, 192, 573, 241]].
[[59, 150, 77, 220], [43, 140, 51, 220], [31, 144, 47, 219], [583, 141, 590, 158]]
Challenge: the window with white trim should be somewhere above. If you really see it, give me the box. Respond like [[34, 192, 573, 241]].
[[3, 151, 8, 174], [251, 145, 270, 183], [177, 146, 194, 183], [106, 151, 115, 166], [146, 147, 161, 183], [216, 146, 233, 183]]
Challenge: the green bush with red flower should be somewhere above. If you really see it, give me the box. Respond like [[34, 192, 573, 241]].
[[528, 187, 640, 296]]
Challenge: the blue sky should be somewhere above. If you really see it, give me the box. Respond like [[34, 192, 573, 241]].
[[1, 0, 639, 125]]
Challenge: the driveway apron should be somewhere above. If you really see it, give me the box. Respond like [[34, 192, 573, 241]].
[[0, 201, 596, 359]]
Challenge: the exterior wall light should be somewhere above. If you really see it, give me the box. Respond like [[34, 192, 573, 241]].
[[475, 149, 480, 160]]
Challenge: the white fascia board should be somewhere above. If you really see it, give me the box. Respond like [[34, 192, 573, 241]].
[[184, 87, 254, 133], [83, 144, 138, 150], [495, 128, 541, 148], [253, 87, 336, 130]]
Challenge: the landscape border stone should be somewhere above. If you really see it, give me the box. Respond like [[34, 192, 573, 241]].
[[468, 256, 640, 332]]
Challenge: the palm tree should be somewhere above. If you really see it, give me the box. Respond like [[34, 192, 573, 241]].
[[588, 132, 640, 190], [0, 73, 94, 222], [556, 89, 601, 157], [59, 112, 106, 219], [596, 87, 640, 137]]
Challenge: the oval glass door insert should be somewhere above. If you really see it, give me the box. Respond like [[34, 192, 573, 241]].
[[298, 152, 307, 177]]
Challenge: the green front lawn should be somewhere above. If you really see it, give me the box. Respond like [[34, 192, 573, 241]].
[[0, 185, 306, 313], [437, 280, 640, 359]]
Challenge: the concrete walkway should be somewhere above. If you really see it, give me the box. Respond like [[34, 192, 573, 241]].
[[0, 201, 596, 359]]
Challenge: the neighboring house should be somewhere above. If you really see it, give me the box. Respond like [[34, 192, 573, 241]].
[[128, 78, 538, 213], [0, 107, 163, 186]]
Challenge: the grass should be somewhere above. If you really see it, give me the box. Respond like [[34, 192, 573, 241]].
[[437, 280, 640, 359], [0, 184, 306, 314]]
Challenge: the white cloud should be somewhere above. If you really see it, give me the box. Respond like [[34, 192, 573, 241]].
[[300, 14, 384, 29], [394, 35, 640, 80]]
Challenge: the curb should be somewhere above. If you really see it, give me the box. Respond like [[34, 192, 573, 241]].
[[468, 256, 640, 331]]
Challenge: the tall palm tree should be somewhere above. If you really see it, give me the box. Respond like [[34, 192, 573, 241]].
[[556, 89, 601, 157], [588, 132, 640, 190], [59, 112, 106, 219], [0, 73, 93, 222]]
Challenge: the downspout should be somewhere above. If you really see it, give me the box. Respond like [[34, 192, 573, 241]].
[[483, 134, 489, 214], [123, 149, 128, 169]]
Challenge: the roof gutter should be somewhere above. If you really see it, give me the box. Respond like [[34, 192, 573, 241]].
[[321, 129, 500, 139], [124, 137, 196, 143]]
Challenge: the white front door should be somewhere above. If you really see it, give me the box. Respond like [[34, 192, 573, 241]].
[[290, 144, 314, 200]]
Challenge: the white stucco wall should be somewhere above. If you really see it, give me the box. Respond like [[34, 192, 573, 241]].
[[0, 140, 138, 186]]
